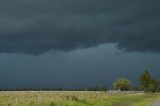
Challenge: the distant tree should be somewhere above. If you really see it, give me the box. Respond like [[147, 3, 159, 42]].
[[94, 85, 108, 91], [150, 79, 160, 92], [113, 78, 132, 91], [139, 70, 152, 90], [139, 70, 160, 92], [157, 80, 160, 92]]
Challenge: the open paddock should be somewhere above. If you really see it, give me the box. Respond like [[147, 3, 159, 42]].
[[0, 91, 159, 106]]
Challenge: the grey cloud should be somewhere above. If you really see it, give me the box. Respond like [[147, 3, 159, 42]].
[[0, 0, 160, 55]]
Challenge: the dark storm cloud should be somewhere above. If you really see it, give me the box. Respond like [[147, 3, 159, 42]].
[[0, 0, 160, 54]]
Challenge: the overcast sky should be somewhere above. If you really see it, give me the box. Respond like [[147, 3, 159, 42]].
[[0, 0, 160, 89]]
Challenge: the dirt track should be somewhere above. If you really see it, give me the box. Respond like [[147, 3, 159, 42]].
[[150, 99, 160, 106]]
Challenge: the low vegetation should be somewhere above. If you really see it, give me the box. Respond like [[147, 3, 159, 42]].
[[0, 91, 159, 106]]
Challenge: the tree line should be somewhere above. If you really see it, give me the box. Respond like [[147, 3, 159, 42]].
[[113, 70, 160, 92]]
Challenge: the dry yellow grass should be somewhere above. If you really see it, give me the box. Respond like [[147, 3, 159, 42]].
[[0, 91, 159, 106]]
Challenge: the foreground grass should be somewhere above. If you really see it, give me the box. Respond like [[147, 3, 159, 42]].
[[0, 91, 159, 106]]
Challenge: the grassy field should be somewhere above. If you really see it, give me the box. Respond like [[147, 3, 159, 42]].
[[0, 91, 159, 106]]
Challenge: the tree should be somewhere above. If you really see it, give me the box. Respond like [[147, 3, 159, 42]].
[[139, 70, 152, 86], [139, 70, 159, 92], [150, 79, 160, 92], [113, 78, 132, 91]]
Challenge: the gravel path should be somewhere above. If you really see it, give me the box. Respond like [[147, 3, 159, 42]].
[[150, 99, 160, 106]]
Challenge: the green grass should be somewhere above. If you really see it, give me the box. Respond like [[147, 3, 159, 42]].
[[0, 91, 159, 106]]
